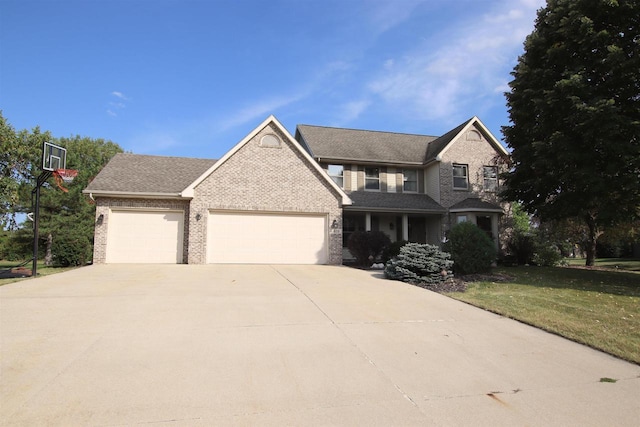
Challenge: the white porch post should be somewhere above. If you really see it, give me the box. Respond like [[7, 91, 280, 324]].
[[402, 214, 409, 241], [365, 213, 372, 231]]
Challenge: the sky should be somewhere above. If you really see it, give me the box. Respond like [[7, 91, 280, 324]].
[[1, 0, 545, 160]]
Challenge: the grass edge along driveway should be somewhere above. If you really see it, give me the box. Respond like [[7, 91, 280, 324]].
[[446, 265, 640, 365]]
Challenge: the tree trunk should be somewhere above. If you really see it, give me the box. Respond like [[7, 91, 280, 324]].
[[44, 233, 53, 266], [584, 215, 599, 267]]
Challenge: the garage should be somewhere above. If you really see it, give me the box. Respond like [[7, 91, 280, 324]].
[[106, 210, 184, 263], [207, 212, 328, 264]]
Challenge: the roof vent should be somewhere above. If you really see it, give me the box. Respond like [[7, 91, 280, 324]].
[[260, 134, 281, 148]]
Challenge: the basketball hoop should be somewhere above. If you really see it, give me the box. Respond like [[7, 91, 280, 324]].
[[52, 169, 78, 192]]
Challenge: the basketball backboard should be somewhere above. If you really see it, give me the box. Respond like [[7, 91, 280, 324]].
[[42, 142, 66, 171]]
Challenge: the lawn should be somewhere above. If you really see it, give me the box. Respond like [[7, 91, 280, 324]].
[[446, 262, 640, 364]]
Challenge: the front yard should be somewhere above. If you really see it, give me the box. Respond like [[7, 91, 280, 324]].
[[446, 262, 640, 364]]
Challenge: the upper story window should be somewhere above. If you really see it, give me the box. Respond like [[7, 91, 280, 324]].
[[403, 169, 418, 192], [453, 164, 469, 189], [327, 164, 344, 188], [365, 167, 380, 191], [483, 166, 498, 192]]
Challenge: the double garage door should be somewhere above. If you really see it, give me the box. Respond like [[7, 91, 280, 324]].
[[207, 212, 328, 264], [105, 210, 328, 264]]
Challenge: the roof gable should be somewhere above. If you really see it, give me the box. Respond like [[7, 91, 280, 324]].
[[84, 153, 216, 196], [183, 115, 352, 205]]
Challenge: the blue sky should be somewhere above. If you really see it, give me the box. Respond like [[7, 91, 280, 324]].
[[1, 0, 545, 159]]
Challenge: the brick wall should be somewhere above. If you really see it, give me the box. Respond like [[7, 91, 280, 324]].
[[188, 122, 344, 264], [438, 128, 505, 209]]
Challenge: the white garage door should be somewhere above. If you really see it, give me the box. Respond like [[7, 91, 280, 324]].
[[207, 212, 328, 264], [106, 210, 184, 263]]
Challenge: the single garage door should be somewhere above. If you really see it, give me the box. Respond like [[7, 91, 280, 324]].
[[106, 210, 184, 263], [207, 212, 328, 264]]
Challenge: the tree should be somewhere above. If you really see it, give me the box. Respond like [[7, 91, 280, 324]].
[[502, 0, 640, 266], [0, 112, 49, 229], [0, 113, 123, 264]]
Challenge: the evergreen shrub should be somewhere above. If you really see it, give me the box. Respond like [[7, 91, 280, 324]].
[[384, 243, 453, 285], [52, 230, 92, 266], [445, 222, 496, 275]]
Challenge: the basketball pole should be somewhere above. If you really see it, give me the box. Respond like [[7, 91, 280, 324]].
[[32, 170, 51, 277]]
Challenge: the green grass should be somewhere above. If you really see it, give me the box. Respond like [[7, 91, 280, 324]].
[[446, 262, 640, 364], [564, 257, 640, 271], [0, 260, 76, 286]]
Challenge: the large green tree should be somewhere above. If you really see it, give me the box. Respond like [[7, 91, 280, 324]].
[[502, 0, 640, 265], [0, 112, 123, 264]]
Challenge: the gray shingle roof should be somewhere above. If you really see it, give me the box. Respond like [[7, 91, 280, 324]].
[[296, 125, 437, 164], [296, 118, 475, 165], [84, 153, 217, 194], [345, 191, 445, 213], [449, 198, 503, 212]]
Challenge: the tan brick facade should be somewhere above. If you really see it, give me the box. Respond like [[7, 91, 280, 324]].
[[187, 122, 344, 264]]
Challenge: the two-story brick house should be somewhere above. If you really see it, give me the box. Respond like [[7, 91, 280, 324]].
[[84, 115, 508, 265], [296, 117, 509, 257]]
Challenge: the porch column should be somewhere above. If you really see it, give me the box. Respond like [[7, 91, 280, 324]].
[[365, 213, 372, 231], [402, 214, 409, 241]]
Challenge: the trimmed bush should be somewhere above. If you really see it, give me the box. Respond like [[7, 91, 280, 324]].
[[444, 222, 496, 275], [347, 230, 391, 266], [384, 243, 453, 285], [381, 240, 409, 263]]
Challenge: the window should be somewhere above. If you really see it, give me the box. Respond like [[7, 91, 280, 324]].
[[453, 164, 468, 189], [327, 164, 344, 188], [365, 167, 380, 190], [403, 169, 418, 192], [483, 166, 498, 192], [456, 215, 468, 223]]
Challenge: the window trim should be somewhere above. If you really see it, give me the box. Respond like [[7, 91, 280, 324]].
[[364, 167, 380, 191], [402, 169, 418, 193], [452, 163, 469, 190], [327, 164, 344, 189]]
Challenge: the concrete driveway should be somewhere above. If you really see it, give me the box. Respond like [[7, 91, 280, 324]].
[[1, 264, 638, 426]]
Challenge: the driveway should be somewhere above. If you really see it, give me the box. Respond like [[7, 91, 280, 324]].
[[1, 264, 638, 426]]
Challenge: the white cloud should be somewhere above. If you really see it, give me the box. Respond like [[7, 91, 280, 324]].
[[107, 91, 131, 117], [111, 91, 130, 101], [366, 0, 544, 124]]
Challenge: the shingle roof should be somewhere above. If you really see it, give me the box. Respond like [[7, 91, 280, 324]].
[[345, 191, 446, 213], [296, 125, 437, 164], [85, 153, 217, 194], [296, 118, 475, 165], [449, 197, 503, 212]]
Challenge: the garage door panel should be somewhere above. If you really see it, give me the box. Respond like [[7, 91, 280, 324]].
[[207, 212, 327, 264], [106, 210, 184, 263]]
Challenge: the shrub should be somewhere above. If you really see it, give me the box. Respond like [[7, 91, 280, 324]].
[[533, 245, 563, 267], [384, 243, 453, 285], [52, 230, 92, 266], [347, 230, 391, 266], [444, 222, 496, 275], [507, 232, 537, 265], [381, 240, 409, 263]]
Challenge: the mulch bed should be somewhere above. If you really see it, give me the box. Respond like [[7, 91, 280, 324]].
[[0, 267, 32, 279], [408, 272, 515, 294]]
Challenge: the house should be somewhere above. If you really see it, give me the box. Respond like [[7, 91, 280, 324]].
[[84, 115, 509, 265]]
